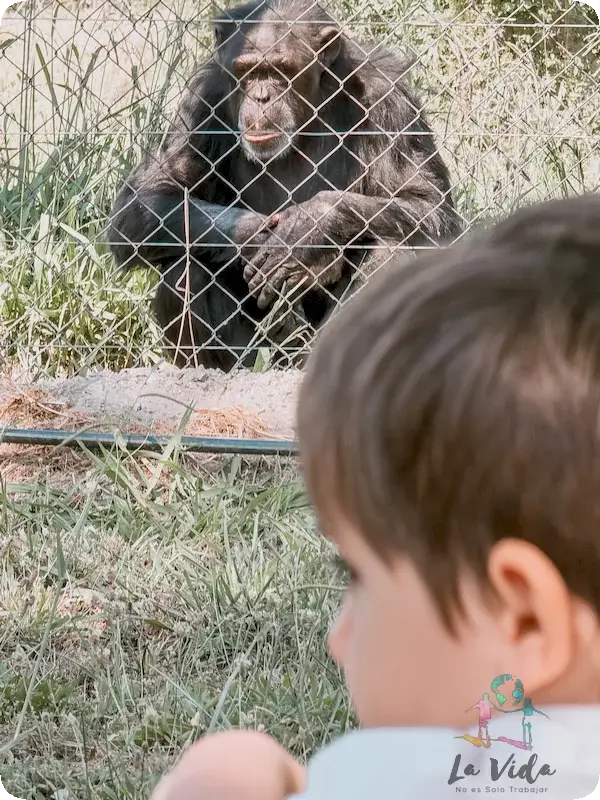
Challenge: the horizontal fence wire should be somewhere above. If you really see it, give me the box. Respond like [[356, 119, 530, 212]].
[[0, 0, 599, 450]]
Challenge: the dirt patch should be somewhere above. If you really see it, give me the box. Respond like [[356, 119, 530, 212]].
[[0, 367, 303, 486], [36, 366, 302, 438]]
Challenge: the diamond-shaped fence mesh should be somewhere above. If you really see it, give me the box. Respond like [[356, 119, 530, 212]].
[[0, 0, 598, 383]]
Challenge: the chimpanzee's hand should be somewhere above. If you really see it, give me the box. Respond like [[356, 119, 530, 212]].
[[242, 193, 345, 310], [234, 212, 281, 266]]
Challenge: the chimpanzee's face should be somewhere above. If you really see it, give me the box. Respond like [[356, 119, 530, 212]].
[[215, 20, 341, 164]]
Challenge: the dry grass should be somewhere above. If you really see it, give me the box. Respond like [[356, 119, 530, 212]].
[[0, 380, 281, 485]]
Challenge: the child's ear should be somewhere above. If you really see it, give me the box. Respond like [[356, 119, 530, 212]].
[[487, 539, 574, 693]]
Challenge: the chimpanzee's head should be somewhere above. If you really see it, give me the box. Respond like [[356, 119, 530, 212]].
[[213, 0, 343, 163]]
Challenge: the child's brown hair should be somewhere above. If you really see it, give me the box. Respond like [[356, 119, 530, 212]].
[[297, 193, 600, 629]]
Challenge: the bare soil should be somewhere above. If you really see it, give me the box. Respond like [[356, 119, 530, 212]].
[[36, 365, 302, 440], [0, 367, 303, 485]]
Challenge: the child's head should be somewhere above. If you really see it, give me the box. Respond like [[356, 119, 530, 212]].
[[297, 193, 600, 730]]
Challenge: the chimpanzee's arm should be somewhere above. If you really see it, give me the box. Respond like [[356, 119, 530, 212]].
[[243, 172, 461, 308], [322, 68, 463, 249], [107, 65, 270, 272], [108, 183, 269, 271], [310, 181, 461, 251]]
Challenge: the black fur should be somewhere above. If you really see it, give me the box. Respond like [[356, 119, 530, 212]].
[[108, 0, 463, 370]]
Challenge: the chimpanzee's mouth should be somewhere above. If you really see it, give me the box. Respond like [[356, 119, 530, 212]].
[[243, 131, 284, 144]]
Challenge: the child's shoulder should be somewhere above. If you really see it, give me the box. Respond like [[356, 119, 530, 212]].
[[287, 727, 457, 799], [287, 710, 600, 800]]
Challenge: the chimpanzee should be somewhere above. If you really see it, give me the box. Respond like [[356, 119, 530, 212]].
[[107, 0, 463, 371]]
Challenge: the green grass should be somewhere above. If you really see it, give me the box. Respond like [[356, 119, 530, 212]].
[[0, 448, 352, 799]]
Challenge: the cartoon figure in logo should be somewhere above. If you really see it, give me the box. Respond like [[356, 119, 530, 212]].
[[462, 693, 496, 748], [496, 695, 551, 751], [457, 675, 550, 751]]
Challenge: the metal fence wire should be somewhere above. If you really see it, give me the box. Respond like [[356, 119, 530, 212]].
[[0, 0, 599, 382]]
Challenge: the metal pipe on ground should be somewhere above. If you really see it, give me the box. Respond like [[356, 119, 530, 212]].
[[0, 428, 299, 457]]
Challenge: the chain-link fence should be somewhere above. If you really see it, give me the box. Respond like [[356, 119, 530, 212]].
[[1, 0, 599, 383]]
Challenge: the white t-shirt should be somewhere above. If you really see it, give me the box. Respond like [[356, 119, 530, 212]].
[[288, 706, 600, 800]]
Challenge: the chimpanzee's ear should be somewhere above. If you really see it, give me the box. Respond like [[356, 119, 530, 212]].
[[212, 21, 226, 50], [316, 26, 341, 67], [212, 9, 234, 58]]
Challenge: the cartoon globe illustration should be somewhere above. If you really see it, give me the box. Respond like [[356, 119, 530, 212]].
[[490, 674, 525, 707]]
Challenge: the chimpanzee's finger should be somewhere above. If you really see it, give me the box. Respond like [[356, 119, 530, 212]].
[[255, 270, 281, 308], [243, 261, 256, 283], [257, 288, 272, 309], [248, 267, 270, 297], [250, 246, 270, 274], [257, 265, 290, 309], [286, 272, 304, 290], [250, 215, 280, 244]]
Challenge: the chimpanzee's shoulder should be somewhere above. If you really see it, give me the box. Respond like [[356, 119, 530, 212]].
[[349, 44, 422, 113]]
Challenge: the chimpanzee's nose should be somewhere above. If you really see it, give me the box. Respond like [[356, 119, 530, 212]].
[[252, 84, 272, 105]]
